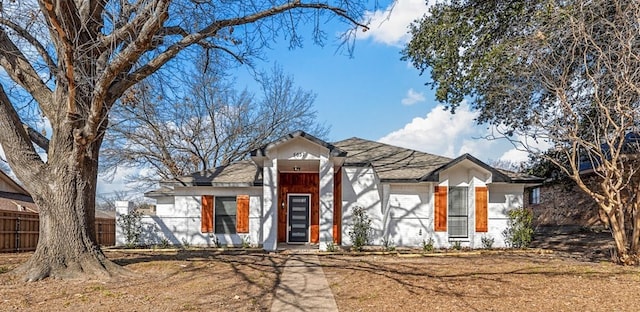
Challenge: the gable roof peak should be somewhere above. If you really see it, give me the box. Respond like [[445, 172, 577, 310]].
[[250, 130, 347, 157]]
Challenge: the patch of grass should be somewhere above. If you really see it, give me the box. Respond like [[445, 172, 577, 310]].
[[0, 266, 9, 274]]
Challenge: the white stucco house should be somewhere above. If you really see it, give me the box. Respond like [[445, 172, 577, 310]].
[[117, 131, 541, 250]]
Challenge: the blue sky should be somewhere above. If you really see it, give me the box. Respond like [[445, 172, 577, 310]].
[[236, 0, 529, 162], [95, 0, 534, 196]]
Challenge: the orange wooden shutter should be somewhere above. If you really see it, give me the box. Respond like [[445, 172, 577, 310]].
[[475, 187, 488, 232], [201, 195, 214, 233], [236, 195, 250, 233], [434, 186, 447, 232]]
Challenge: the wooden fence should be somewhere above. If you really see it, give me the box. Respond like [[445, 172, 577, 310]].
[[0, 211, 115, 252]]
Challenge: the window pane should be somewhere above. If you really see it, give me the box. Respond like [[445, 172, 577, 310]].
[[215, 197, 237, 216], [215, 197, 236, 234], [448, 216, 468, 237], [448, 187, 468, 216], [215, 216, 236, 234]]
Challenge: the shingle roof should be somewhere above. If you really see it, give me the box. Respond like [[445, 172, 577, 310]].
[[333, 137, 452, 181], [170, 160, 262, 187], [158, 135, 541, 190]]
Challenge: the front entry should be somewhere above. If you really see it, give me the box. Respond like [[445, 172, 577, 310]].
[[287, 194, 310, 243]]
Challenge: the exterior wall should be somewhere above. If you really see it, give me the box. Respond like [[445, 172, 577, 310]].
[[262, 158, 278, 251], [118, 187, 262, 247], [318, 155, 334, 250], [525, 182, 605, 228], [384, 183, 433, 247], [483, 183, 525, 247], [341, 166, 384, 245], [154, 196, 175, 216]]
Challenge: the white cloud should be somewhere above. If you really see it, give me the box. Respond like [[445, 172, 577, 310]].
[[97, 166, 151, 199], [498, 148, 530, 164], [401, 88, 425, 106], [379, 103, 479, 158], [359, 0, 436, 46], [497, 132, 553, 165]]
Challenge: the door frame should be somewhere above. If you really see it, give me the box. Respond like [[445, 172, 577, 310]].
[[286, 193, 311, 244]]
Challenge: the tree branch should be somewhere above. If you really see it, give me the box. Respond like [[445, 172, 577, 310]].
[[40, 0, 79, 116], [23, 124, 50, 152], [86, 0, 171, 145], [0, 84, 46, 189], [0, 29, 54, 118], [108, 1, 369, 103], [0, 18, 57, 77]]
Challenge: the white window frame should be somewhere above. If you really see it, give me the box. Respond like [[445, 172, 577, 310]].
[[530, 187, 541, 205], [448, 186, 469, 239]]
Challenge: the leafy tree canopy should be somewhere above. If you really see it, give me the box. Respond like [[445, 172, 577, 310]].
[[404, 0, 640, 264]]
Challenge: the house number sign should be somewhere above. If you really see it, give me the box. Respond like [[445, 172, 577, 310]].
[[292, 152, 306, 159]]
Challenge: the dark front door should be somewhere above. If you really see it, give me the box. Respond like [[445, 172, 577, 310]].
[[288, 195, 310, 243]]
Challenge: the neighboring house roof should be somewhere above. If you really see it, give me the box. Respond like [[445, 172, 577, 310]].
[[0, 191, 38, 212], [0, 169, 116, 218], [579, 132, 640, 173], [95, 209, 116, 219], [0, 169, 29, 195], [151, 132, 542, 195], [0, 170, 36, 212]]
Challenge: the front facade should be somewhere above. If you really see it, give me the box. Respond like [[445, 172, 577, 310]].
[[127, 131, 541, 250]]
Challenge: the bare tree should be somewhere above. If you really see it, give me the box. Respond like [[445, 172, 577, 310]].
[[101, 63, 328, 185], [96, 190, 131, 212], [0, 0, 371, 281]]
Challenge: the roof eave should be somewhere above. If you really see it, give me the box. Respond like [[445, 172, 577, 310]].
[[380, 178, 423, 183], [419, 153, 512, 183]]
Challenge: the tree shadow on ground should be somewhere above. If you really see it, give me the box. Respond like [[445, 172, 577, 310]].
[[105, 249, 287, 311], [317, 252, 639, 311]]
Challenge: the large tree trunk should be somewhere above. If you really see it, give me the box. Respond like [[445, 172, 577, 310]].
[[11, 119, 124, 281]]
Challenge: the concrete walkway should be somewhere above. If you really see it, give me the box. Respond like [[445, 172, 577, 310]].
[[270, 254, 339, 312]]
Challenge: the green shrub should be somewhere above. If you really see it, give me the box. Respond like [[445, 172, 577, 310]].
[[481, 235, 495, 249], [181, 237, 191, 249], [381, 237, 396, 251], [348, 205, 372, 251], [157, 237, 171, 249], [422, 236, 434, 253], [502, 207, 534, 248], [451, 240, 462, 250], [326, 242, 339, 252], [241, 235, 251, 248], [117, 211, 143, 248]]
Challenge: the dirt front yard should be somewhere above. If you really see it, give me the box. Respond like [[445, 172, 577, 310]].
[[1, 234, 640, 311], [0, 250, 286, 311], [321, 252, 640, 311]]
